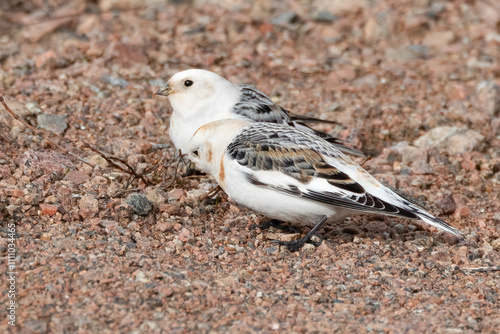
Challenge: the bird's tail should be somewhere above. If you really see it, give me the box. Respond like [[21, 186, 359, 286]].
[[415, 209, 463, 238]]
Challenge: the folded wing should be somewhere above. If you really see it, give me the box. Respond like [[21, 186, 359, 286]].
[[234, 85, 365, 157], [227, 123, 463, 238]]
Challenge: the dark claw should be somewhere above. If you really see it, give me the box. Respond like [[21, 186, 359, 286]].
[[275, 215, 328, 251], [276, 235, 323, 252]]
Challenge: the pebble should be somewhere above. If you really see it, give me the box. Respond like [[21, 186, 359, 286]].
[[328, 0, 369, 13], [352, 74, 378, 88], [101, 74, 129, 88], [79, 194, 99, 218], [64, 170, 90, 185], [413, 126, 484, 154], [145, 187, 169, 206], [37, 113, 68, 135], [39, 203, 58, 216], [438, 194, 458, 215], [271, 11, 299, 26], [126, 193, 153, 216], [475, 80, 500, 117], [301, 243, 317, 254], [99, 0, 143, 11], [422, 31, 455, 48], [452, 205, 472, 219], [34, 50, 57, 68], [312, 11, 337, 23], [168, 189, 186, 201]]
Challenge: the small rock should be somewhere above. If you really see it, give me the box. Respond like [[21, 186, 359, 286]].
[[99, 219, 118, 229], [159, 204, 180, 215], [86, 154, 109, 168], [1, 97, 33, 118], [0, 165, 11, 178], [264, 232, 301, 242], [0, 39, 18, 62], [422, 31, 455, 48], [352, 74, 378, 88], [271, 11, 299, 26], [411, 159, 434, 175], [407, 44, 429, 57], [101, 74, 129, 88], [452, 205, 471, 220], [312, 11, 337, 23], [328, 0, 368, 13], [134, 271, 149, 283], [438, 194, 457, 215], [185, 188, 207, 207], [394, 224, 405, 233], [148, 78, 165, 87], [39, 203, 58, 216], [37, 113, 68, 135], [99, 0, 143, 11], [327, 64, 357, 84], [145, 187, 168, 206], [168, 189, 186, 201], [24, 193, 42, 205], [302, 243, 317, 253], [79, 195, 99, 218], [34, 50, 57, 68], [126, 193, 153, 216], [413, 126, 484, 154], [3, 187, 24, 198], [385, 48, 419, 63], [177, 228, 194, 243], [431, 251, 451, 263], [216, 276, 237, 286], [64, 170, 90, 185], [391, 142, 427, 166], [475, 80, 500, 117], [104, 41, 148, 66]]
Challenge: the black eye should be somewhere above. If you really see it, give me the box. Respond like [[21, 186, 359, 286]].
[[192, 150, 199, 157], [184, 80, 193, 87]]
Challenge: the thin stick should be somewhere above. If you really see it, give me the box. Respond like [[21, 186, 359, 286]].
[[85, 144, 149, 186], [462, 266, 500, 273], [0, 96, 94, 168]]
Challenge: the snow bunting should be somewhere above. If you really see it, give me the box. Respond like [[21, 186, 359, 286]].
[[188, 119, 463, 251], [155, 69, 363, 157]]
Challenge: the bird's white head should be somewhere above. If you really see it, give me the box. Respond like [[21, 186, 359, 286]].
[[187, 119, 250, 181], [155, 69, 240, 117]]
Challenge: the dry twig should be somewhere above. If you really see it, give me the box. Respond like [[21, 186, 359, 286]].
[[462, 266, 500, 273], [0, 96, 94, 168]]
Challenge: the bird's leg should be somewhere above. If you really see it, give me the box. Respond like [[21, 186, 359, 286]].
[[276, 216, 328, 252], [360, 155, 372, 166], [199, 185, 222, 202]]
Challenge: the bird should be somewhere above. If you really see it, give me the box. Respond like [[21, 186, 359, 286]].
[[187, 119, 463, 251], [154, 69, 364, 157]]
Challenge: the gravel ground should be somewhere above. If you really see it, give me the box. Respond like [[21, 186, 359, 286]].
[[1, 0, 499, 333]]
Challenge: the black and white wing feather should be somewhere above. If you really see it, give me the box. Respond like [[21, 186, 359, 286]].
[[227, 123, 463, 238], [233, 85, 365, 157]]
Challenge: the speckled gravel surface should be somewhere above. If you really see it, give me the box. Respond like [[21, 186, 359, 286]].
[[1, 1, 499, 333]]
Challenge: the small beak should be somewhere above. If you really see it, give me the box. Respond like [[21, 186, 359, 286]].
[[154, 84, 173, 98]]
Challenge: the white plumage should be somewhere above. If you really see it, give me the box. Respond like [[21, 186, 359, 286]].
[[188, 119, 463, 250], [155, 69, 363, 157]]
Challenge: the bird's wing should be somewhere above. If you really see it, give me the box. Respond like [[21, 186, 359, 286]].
[[227, 123, 462, 237], [234, 85, 365, 157]]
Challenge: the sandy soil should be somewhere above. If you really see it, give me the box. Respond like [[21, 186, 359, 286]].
[[0, 0, 499, 333]]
